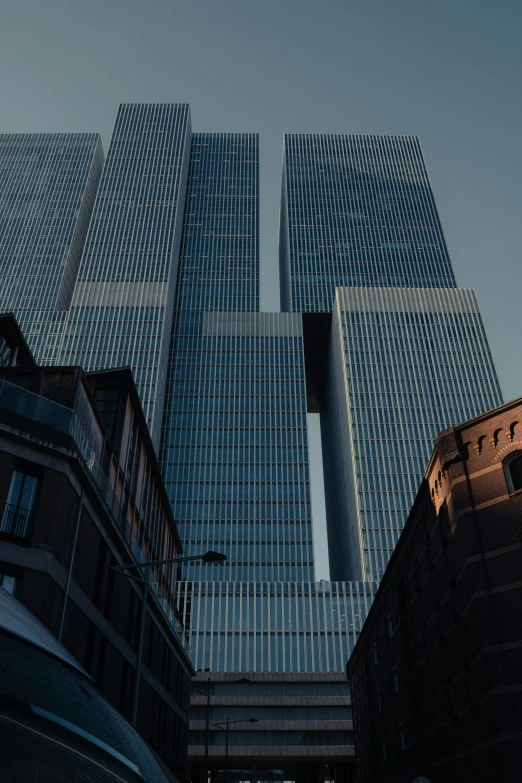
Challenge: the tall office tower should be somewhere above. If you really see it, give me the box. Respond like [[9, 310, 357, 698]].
[[322, 288, 503, 582], [160, 133, 263, 583], [158, 133, 378, 674], [280, 134, 503, 582], [60, 104, 192, 448], [163, 311, 314, 585], [279, 135, 456, 313], [0, 134, 103, 363]]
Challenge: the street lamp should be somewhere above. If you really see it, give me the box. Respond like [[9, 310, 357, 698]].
[[112, 551, 227, 727], [213, 718, 258, 783], [191, 677, 253, 783]]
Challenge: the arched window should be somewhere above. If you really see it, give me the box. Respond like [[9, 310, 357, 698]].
[[504, 451, 522, 493]]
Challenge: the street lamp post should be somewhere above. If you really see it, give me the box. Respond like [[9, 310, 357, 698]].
[[213, 718, 258, 783], [191, 676, 253, 783], [191, 678, 212, 783], [112, 550, 226, 728]]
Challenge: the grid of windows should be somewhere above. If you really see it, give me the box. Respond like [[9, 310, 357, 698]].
[[165, 133, 259, 314], [161, 135, 283, 582], [280, 135, 456, 313], [60, 104, 192, 447], [2, 116, 504, 679], [0, 133, 103, 363], [176, 581, 377, 672], [321, 287, 503, 582], [163, 313, 313, 583]]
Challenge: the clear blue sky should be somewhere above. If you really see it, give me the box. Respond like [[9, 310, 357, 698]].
[[2, 0, 521, 578]]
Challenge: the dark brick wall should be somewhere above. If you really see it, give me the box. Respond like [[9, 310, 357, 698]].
[[348, 399, 522, 783]]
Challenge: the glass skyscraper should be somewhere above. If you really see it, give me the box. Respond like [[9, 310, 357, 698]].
[[322, 287, 502, 582], [163, 311, 314, 584], [280, 134, 456, 313], [0, 133, 103, 363], [60, 104, 192, 447], [280, 133, 503, 585], [0, 109, 503, 675], [159, 132, 262, 583]]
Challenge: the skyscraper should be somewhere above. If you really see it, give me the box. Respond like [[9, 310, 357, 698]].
[[322, 287, 502, 582], [279, 134, 456, 313], [280, 133, 503, 582], [0, 133, 103, 363], [0, 106, 506, 782], [0, 110, 503, 678], [157, 131, 366, 671], [60, 104, 192, 447], [159, 133, 263, 583]]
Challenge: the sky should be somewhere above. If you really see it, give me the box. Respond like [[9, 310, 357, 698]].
[[1, 0, 521, 578]]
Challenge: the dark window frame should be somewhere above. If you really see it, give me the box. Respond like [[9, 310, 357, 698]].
[[503, 451, 522, 494]]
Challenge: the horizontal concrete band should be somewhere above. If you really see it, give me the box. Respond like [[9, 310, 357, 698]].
[[71, 281, 169, 308], [335, 286, 480, 315], [203, 312, 303, 338], [189, 746, 354, 758], [191, 696, 351, 707], [190, 720, 353, 731]]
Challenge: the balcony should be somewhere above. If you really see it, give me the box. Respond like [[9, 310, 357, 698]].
[[0, 378, 189, 653], [0, 503, 32, 538]]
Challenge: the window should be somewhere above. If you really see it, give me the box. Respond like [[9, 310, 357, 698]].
[[399, 723, 406, 749], [1, 469, 38, 537], [504, 452, 522, 493], [0, 572, 17, 594]]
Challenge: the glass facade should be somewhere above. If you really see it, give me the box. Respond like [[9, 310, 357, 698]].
[[321, 287, 503, 582], [0, 133, 103, 363], [279, 135, 456, 313], [176, 580, 377, 672], [0, 114, 504, 678], [60, 104, 192, 447], [279, 133, 503, 585], [163, 313, 313, 584]]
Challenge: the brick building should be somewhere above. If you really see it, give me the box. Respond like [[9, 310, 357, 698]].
[[0, 314, 195, 775], [347, 396, 522, 783]]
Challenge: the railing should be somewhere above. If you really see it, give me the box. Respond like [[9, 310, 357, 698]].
[[0, 503, 32, 538], [0, 378, 189, 654]]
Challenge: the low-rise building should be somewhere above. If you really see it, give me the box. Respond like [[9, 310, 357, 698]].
[[0, 587, 178, 782], [189, 671, 354, 783], [0, 314, 194, 775], [347, 396, 522, 783]]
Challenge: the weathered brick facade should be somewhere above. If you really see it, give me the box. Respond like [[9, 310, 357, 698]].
[[347, 397, 522, 783]]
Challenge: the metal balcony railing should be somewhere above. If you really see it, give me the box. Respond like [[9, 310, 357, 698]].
[[0, 502, 32, 538]]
